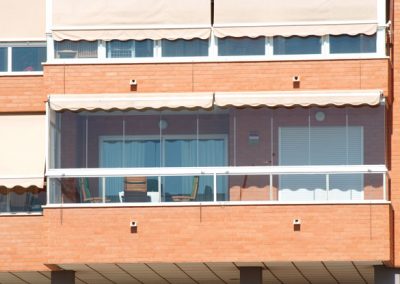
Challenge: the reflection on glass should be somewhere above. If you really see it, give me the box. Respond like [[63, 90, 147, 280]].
[[218, 37, 265, 56], [162, 39, 208, 57], [55, 40, 98, 58], [12, 47, 46, 71], [106, 40, 154, 58], [0, 47, 7, 72], [273, 36, 321, 55], [330, 34, 377, 54]]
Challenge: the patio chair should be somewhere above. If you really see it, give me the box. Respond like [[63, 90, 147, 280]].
[[124, 177, 151, 202], [171, 176, 200, 202], [78, 178, 105, 203]]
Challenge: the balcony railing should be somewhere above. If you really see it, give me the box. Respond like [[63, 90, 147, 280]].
[[46, 165, 388, 205]]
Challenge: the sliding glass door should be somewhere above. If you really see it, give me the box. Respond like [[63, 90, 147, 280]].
[[100, 136, 227, 202]]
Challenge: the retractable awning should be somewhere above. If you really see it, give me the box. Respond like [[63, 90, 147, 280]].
[[213, 0, 378, 38], [214, 90, 383, 107], [52, 0, 211, 41], [48, 92, 215, 111], [0, 115, 45, 189]]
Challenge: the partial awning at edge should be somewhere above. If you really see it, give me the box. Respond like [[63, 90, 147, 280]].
[[48, 92, 215, 111], [0, 115, 45, 189], [214, 90, 383, 108]]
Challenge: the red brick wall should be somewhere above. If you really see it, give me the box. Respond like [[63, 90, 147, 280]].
[[0, 75, 45, 112], [42, 60, 389, 98], [0, 205, 391, 271]]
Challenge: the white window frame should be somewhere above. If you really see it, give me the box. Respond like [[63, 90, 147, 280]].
[[0, 42, 46, 76]]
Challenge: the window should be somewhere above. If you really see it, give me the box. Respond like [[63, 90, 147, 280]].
[[54, 40, 98, 58], [218, 37, 265, 56], [273, 36, 321, 55], [12, 47, 46, 71], [0, 44, 46, 72], [161, 39, 208, 57], [330, 34, 377, 54], [0, 47, 7, 72], [106, 40, 154, 58]]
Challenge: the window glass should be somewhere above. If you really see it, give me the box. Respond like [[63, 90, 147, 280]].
[[218, 37, 265, 56], [162, 39, 208, 57], [0, 47, 7, 72], [106, 40, 153, 58], [54, 40, 98, 58], [12, 47, 46, 71], [330, 34, 377, 54], [273, 36, 321, 55]]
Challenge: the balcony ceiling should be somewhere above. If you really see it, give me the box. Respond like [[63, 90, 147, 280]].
[[0, 261, 381, 283]]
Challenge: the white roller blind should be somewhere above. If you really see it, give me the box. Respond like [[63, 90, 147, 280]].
[[52, 0, 211, 41], [0, 0, 46, 40], [214, 0, 378, 38], [279, 126, 363, 201], [0, 115, 45, 188]]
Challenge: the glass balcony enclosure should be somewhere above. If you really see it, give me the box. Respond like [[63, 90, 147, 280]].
[[48, 103, 386, 204]]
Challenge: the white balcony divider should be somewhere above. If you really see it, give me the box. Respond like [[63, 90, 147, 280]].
[[46, 165, 388, 204]]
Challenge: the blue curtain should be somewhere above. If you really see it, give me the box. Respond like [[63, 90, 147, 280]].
[[101, 140, 161, 200], [198, 139, 227, 201], [101, 140, 123, 201]]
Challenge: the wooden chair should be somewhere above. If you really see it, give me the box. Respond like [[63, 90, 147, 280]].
[[78, 178, 104, 203], [124, 177, 150, 202], [171, 176, 200, 202]]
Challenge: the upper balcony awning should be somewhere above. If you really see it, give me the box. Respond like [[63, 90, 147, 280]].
[[48, 92, 215, 111], [52, 0, 211, 41], [48, 90, 383, 111], [214, 90, 383, 108], [0, 115, 45, 189], [213, 0, 379, 38]]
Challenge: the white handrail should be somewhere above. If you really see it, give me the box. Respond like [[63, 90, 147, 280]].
[[46, 165, 387, 178]]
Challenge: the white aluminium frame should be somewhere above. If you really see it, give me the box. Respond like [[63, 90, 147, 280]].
[[0, 41, 47, 76]]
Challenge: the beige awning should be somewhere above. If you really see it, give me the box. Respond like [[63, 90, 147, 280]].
[[52, 0, 211, 41], [214, 90, 383, 107], [0, 0, 45, 40], [0, 115, 45, 189], [48, 93, 215, 111], [214, 0, 378, 38]]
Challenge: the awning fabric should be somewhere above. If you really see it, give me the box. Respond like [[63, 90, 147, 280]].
[[0, 0, 45, 40], [213, 0, 378, 38], [49, 90, 382, 111], [0, 115, 45, 189], [214, 90, 383, 107], [52, 0, 211, 41], [48, 93, 215, 111]]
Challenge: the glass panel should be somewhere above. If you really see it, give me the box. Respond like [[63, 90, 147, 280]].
[[232, 108, 272, 166], [51, 177, 103, 204], [106, 40, 153, 58], [364, 173, 384, 200], [0, 189, 45, 213], [12, 47, 46, 71], [0, 47, 7, 72], [279, 174, 326, 201], [273, 36, 321, 55], [54, 40, 98, 58], [348, 105, 385, 165], [218, 37, 265, 56], [219, 175, 272, 202], [330, 34, 377, 54], [161, 39, 208, 57], [164, 175, 214, 202], [135, 40, 154, 57]]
